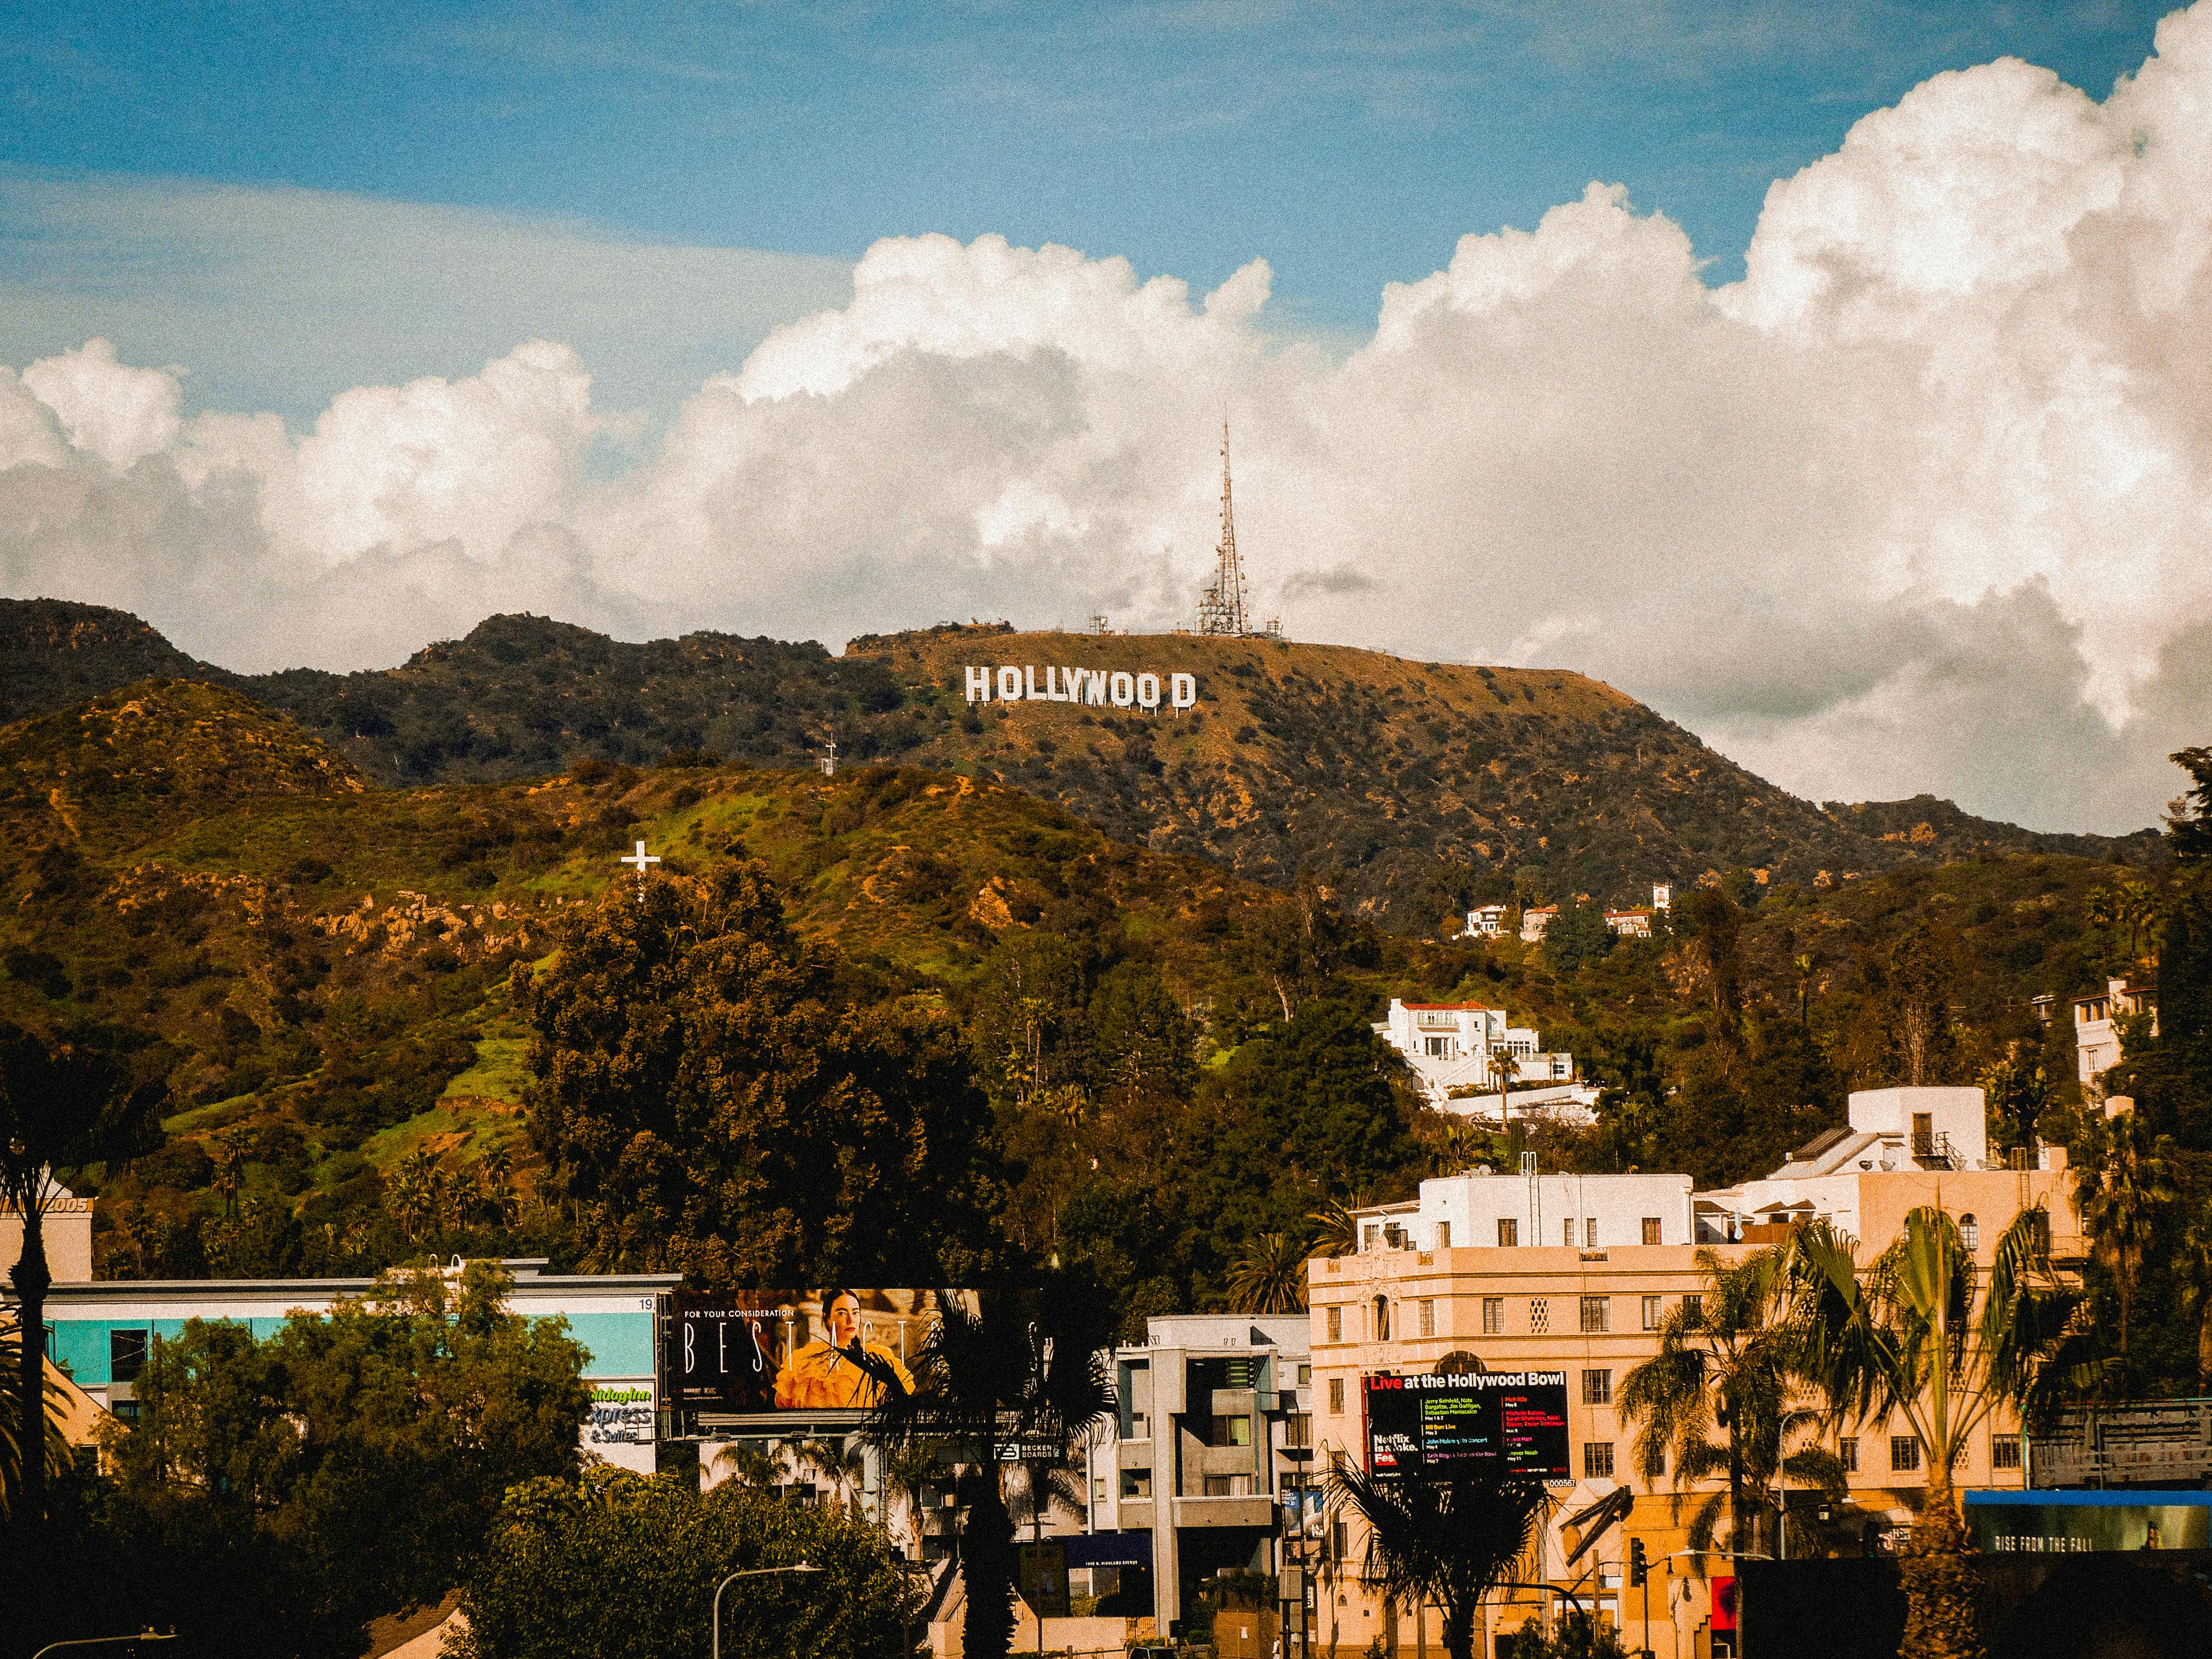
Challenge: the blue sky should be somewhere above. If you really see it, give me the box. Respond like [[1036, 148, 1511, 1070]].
[[0, 1, 2180, 422]]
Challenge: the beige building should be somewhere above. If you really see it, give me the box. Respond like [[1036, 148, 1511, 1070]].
[[1, 1180, 95, 1284], [1310, 1102, 2084, 1657]]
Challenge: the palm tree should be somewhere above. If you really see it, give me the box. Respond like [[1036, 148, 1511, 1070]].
[[0, 1316, 72, 1520], [2069, 1108, 2174, 1370], [1487, 1045, 1518, 1099], [1, 1022, 161, 1528], [1617, 1247, 1833, 1561], [2178, 1198, 2212, 1391], [1309, 1198, 1361, 1259], [1327, 1460, 1552, 1659], [1228, 1232, 1311, 1314], [1786, 1208, 2099, 1659], [863, 1277, 1116, 1659]]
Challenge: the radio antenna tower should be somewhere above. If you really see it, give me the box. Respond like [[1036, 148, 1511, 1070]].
[[1196, 413, 1250, 637]]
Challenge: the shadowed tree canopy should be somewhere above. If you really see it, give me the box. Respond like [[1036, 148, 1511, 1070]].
[[519, 859, 1005, 1288]]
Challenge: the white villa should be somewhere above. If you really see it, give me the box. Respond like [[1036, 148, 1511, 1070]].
[[1374, 999, 1579, 1115]]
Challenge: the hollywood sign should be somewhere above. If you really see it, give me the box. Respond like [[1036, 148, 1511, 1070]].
[[963, 665, 1199, 710]]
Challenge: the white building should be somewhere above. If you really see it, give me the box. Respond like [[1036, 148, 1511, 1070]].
[[1602, 909, 1651, 938], [1461, 903, 1509, 939], [1519, 906, 1558, 942], [1692, 1086, 2045, 1245], [1349, 1170, 1695, 1255], [2072, 978, 2155, 1094], [1374, 1000, 1573, 1108]]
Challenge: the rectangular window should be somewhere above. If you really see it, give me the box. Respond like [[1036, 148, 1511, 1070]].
[[109, 1328, 148, 1384], [1992, 1438, 2022, 1470], [1328, 1378, 1345, 1415], [1326, 1305, 1342, 1343], [1426, 1035, 1450, 1057], [1840, 1437, 1858, 1473], [1563, 1217, 1576, 1246], [1332, 1520, 1348, 1561], [111, 1399, 142, 1427], [1681, 1295, 1703, 1327], [1583, 1442, 1616, 1478], [1498, 1218, 1519, 1248], [1297, 1363, 1312, 1385], [1641, 1295, 1662, 1332], [1418, 1300, 1436, 1338], [1203, 1475, 1233, 1496], [1483, 1297, 1504, 1335], [1363, 1225, 1380, 1251], [1585, 1218, 1598, 1248], [1891, 1436, 1922, 1473], [1579, 1296, 1610, 1334], [1436, 1221, 1451, 1249], [1641, 1217, 1663, 1245], [1530, 1298, 1550, 1335], [1121, 1469, 1152, 1499], [1286, 1413, 1313, 1448], [1582, 1369, 1613, 1406], [1210, 1415, 1252, 1448], [1093, 1476, 1107, 1502]]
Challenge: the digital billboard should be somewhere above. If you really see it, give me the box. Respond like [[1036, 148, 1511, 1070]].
[[670, 1288, 959, 1411], [1363, 1371, 1570, 1480]]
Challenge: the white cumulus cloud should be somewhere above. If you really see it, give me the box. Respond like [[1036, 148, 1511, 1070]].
[[9, 7, 2212, 834]]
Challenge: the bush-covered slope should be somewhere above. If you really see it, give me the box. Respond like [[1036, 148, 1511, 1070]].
[[0, 600, 2162, 925]]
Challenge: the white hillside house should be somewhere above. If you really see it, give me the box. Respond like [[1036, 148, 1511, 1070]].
[[1375, 1000, 1575, 1109]]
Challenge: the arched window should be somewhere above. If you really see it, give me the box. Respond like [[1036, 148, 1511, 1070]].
[[1960, 1214, 1979, 1251], [1373, 1296, 1391, 1342]]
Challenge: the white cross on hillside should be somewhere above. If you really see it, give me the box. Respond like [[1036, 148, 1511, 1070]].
[[619, 839, 660, 902]]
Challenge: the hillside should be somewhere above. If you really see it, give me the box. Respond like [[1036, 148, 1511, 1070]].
[[0, 599, 2163, 918], [0, 681, 2167, 1286]]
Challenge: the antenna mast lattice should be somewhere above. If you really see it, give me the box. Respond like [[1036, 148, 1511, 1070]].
[[1196, 414, 1250, 637]]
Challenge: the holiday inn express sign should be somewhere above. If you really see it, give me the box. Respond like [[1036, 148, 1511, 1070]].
[[964, 664, 1199, 711]]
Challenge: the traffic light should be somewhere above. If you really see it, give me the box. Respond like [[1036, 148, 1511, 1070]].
[[1629, 1539, 1647, 1587]]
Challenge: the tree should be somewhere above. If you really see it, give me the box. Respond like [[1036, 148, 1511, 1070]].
[[1617, 1248, 1837, 1561], [106, 1261, 592, 1649], [1227, 1232, 1311, 1314], [1545, 899, 1615, 975], [2069, 1107, 2175, 1371], [2163, 744, 2212, 861], [1978, 1048, 2051, 1157], [1684, 889, 1744, 1036], [863, 1275, 1115, 1659], [452, 1466, 915, 1659], [519, 861, 1004, 1288], [0, 1020, 161, 1528], [0, 1315, 71, 1521], [1881, 925, 1957, 1087], [1326, 1460, 1552, 1659], [1786, 1208, 2099, 1659]]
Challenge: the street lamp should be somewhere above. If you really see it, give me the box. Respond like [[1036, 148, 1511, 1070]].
[[34, 1636, 177, 1659], [711, 1562, 823, 1659]]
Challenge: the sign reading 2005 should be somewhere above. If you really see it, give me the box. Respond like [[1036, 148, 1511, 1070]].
[[964, 664, 1199, 712]]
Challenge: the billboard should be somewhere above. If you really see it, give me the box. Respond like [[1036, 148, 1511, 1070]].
[[670, 1289, 953, 1411], [1363, 1371, 1570, 1480], [1965, 1490, 2212, 1553]]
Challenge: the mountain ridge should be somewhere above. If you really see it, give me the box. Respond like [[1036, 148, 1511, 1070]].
[[0, 598, 2163, 915]]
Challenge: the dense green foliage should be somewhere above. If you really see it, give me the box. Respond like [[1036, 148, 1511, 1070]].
[[3, 1263, 589, 1659], [520, 860, 1004, 1286], [452, 1466, 916, 1659]]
